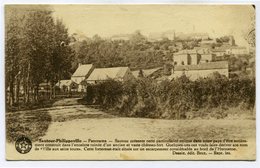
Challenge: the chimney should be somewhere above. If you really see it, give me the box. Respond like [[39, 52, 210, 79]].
[[78, 63, 82, 67]]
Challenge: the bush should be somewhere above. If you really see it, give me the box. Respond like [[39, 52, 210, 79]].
[[83, 75, 255, 120], [118, 80, 138, 115], [84, 79, 124, 109]]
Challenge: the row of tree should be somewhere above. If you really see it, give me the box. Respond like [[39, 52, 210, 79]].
[[70, 31, 173, 72], [6, 6, 73, 106]]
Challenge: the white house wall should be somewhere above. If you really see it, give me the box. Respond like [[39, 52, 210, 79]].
[[71, 77, 86, 92], [71, 76, 85, 84], [201, 54, 213, 62], [174, 69, 229, 80], [174, 54, 188, 65], [190, 54, 198, 65]]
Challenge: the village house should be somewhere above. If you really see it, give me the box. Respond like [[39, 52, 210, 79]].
[[212, 48, 226, 56], [71, 64, 94, 92], [86, 67, 134, 84], [172, 61, 229, 80], [172, 47, 229, 80], [173, 50, 194, 65], [174, 52, 190, 65], [211, 48, 227, 61], [226, 46, 248, 55], [189, 51, 201, 65], [55, 80, 78, 92], [173, 50, 201, 65], [200, 53, 215, 63]]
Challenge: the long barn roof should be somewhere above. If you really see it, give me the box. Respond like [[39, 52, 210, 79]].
[[87, 67, 129, 81]]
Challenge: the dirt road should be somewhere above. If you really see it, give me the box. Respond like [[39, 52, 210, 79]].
[[6, 98, 256, 160], [6, 98, 255, 141], [41, 98, 255, 140]]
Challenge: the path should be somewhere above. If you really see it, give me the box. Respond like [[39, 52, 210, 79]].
[[6, 98, 256, 160], [42, 98, 255, 140]]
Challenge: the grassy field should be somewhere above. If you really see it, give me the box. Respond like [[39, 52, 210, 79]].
[[6, 109, 52, 142]]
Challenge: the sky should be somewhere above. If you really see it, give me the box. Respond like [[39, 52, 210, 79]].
[[52, 5, 255, 46]]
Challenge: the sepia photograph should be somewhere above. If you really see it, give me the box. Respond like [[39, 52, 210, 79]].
[[5, 4, 256, 160]]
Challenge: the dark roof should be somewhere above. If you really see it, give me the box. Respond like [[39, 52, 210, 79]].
[[132, 67, 161, 78], [174, 61, 228, 71]]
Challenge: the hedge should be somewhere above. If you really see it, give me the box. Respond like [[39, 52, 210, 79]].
[[83, 74, 255, 119]]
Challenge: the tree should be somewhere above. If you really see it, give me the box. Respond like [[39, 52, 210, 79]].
[[23, 9, 57, 101], [47, 19, 74, 98], [6, 6, 74, 105], [5, 7, 26, 105]]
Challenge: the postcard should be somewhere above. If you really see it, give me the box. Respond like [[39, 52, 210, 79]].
[[5, 4, 255, 160]]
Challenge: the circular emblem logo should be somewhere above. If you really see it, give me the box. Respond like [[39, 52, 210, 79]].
[[15, 136, 32, 154]]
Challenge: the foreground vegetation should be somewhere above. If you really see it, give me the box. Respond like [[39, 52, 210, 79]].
[[83, 74, 255, 119], [6, 109, 52, 142]]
